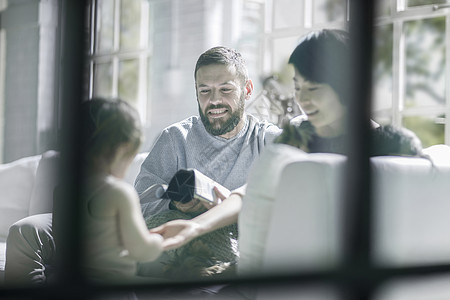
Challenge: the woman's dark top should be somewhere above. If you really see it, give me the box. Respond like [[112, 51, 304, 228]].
[[274, 119, 423, 157], [274, 120, 347, 154]]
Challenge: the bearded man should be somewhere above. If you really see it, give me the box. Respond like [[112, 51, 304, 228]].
[[135, 46, 281, 217]]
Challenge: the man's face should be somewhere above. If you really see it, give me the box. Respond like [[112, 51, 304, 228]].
[[196, 64, 251, 139]]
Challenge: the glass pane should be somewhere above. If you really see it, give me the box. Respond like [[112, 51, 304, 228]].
[[273, 0, 303, 29], [372, 24, 393, 114], [241, 0, 265, 92], [404, 17, 446, 109], [120, 0, 142, 50], [407, 0, 449, 7], [375, 275, 450, 300], [314, 0, 347, 25], [93, 62, 113, 97], [375, 0, 391, 17], [272, 36, 302, 75], [118, 59, 139, 106], [96, 0, 114, 53], [403, 115, 445, 147]]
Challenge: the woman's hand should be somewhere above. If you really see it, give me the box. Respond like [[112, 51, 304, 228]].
[[152, 186, 242, 251], [150, 219, 202, 251]]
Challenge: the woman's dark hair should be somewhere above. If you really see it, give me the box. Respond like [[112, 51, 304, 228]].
[[81, 98, 142, 165], [370, 125, 424, 157], [289, 29, 350, 105]]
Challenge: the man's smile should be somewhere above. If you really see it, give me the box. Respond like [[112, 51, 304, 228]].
[[208, 108, 229, 118]]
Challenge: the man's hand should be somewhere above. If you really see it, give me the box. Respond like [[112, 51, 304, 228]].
[[171, 198, 207, 214], [150, 219, 202, 250], [171, 186, 227, 213]]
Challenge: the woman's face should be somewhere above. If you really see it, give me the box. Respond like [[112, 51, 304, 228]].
[[293, 67, 346, 137]]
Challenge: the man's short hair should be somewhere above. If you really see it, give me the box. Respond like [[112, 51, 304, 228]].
[[194, 46, 249, 84]]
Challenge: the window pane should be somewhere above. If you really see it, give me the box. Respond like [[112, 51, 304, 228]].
[[93, 62, 113, 97], [96, 0, 114, 53], [375, 275, 450, 300], [375, 0, 391, 17], [272, 36, 301, 74], [273, 0, 303, 29], [120, 0, 142, 50], [403, 115, 445, 147], [372, 24, 393, 116], [241, 0, 265, 92], [314, 0, 347, 25], [118, 58, 139, 106], [404, 17, 446, 109], [407, 0, 449, 7]]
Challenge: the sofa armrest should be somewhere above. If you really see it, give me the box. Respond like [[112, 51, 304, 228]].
[[0, 155, 40, 240], [124, 152, 149, 186]]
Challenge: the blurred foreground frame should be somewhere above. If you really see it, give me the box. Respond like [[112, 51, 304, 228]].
[[3, 0, 450, 299]]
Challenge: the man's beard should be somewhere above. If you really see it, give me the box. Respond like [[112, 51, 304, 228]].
[[199, 94, 245, 136]]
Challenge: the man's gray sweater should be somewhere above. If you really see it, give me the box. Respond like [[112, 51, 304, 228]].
[[135, 114, 281, 217]]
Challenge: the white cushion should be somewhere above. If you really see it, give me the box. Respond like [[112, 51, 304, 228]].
[[124, 152, 149, 186], [28, 151, 60, 216], [423, 144, 450, 166], [0, 241, 5, 281], [373, 152, 450, 266], [238, 144, 346, 276], [260, 151, 345, 275], [238, 144, 308, 276], [240, 144, 450, 276], [0, 155, 40, 240]]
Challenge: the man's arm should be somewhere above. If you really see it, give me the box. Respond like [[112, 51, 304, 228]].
[[134, 130, 179, 217]]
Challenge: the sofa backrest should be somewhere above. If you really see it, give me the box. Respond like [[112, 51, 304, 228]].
[[0, 151, 149, 242], [373, 146, 450, 266], [0, 155, 41, 240], [124, 152, 149, 186], [259, 145, 450, 275], [262, 152, 346, 275]]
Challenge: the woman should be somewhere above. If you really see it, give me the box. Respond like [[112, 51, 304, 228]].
[[275, 29, 358, 153]]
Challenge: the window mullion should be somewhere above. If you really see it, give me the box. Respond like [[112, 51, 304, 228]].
[[304, 0, 312, 28], [446, 14, 450, 145], [111, 0, 120, 98], [90, 0, 97, 55], [140, 0, 149, 49], [113, 0, 120, 52], [392, 19, 404, 127], [138, 54, 147, 123]]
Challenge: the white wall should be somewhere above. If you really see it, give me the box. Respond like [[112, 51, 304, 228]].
[[143, 0, 261, 151], [0, 0, 59, 163]]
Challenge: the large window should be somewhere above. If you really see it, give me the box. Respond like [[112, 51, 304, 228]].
[[87, 0, 449, 147], [372, 0, 450, 147], [261, 0, 450, 147], [69, 1, 450, 298], [87, 0, 152, 122]]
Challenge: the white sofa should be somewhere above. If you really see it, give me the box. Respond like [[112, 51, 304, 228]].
[[239, 144, 450, 279], [0, 151, 149, 284], [2, 145, 450, 289]]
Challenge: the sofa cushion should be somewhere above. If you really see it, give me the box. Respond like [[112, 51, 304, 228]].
[[257, 151, 345, 275], [0, 155, 40, 241], [0, 241, 5, 282], [240, 144, 450, 276], [373, 146, 450, 266], [124, 152, 149, 186], [29, 151, 60, 216]]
